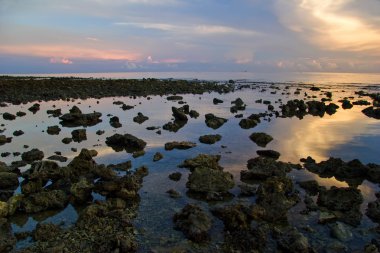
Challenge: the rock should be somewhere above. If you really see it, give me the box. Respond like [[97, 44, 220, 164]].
[[109, 116, 122, 128], [325, 103, 339, 115], [341, 99, 353, 109], [121, 104, 134, 110], [61, 137, 72, 144], [169, 172, 182, 181], [353, 100, 371, 106], [164, 141, 196, 151], [96, 130, 105, 135], [166, 189, 181, 198], [132, 150, 145, 158], [212, 204, 251, 231], [173, 204, 212, 242], [21, 149, 44, 163], [153, 152, 163, 162], [47, 125, 61, 135], [199, 134, 222, 144], [0, 172, 19, 190], [107, 161, 132, 171], [33, 223, 62, 242], [23, 160, 61, 181], [47, 155, 68, 163], [230, 98, 246, 113], [366, 199, 380, 223], [59, 106, 102, 127], [3, 112, 16, 120], [70, 178, 94, 203], [0, 202, 8, 217], [0, 135, 12, 146], [16, 111, 26, 117], [317, 186, 363, 226], [189, 110, 200, 118], [330, 222, 353, 242], [186, 166, 234, 200], [47, 108, 62, 117], [13, 130, 24, 136], [213, 98, 223, 104], [172, 107, 188, 121], [256, 150, 280, 160], [241, 157, 295, 181], [362, 106, 380, 119], [71, 129, 87, 142], [205, 113, 228, 129], [133, 112, 149, 124], [7, 195, 23, 216], [281, 99, 308, 118], [276, 228, 310, 253], [249, 132, 273, 147], [167, 95, 183, 101], [239, 118, 258, 129], [238, 184, 257, 196], [0, 219, 16, 252], [22, 190, 69, 213], [298, 180, 324, 196], [106, 133, 146, 152], [28, 103, 40, 113], [180, 154, 222, 171], [253, 176, 300, 222], [162, 119, 187, 132]]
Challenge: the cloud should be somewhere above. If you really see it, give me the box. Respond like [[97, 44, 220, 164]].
[[50, 57, 73, 64], [275, 0, 380, 54], [0, 44, 141, 61], [113, 22, 260, 37]]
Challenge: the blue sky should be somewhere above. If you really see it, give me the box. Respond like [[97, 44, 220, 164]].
[[1, 0, 380, 74]]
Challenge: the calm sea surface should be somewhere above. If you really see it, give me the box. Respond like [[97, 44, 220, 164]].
[[1, 72, 380, 251]]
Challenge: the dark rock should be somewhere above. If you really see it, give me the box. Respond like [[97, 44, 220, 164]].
[[16, 111, 26, 117], [186, 166, 234, 200], [3, 113, 16, 121], [298, 180, 324, 196], [256, 150, 280, 160], [230, 98, 246, 113], [341, 99, 353, 109], [0, 136, 12, 146], [275, 227, 310, 253], [162, 119, 187, 132], [153, 152, 163, 162], [71, 129, 87, 143], [12, 130, 24, 137], [109, 116, 122, 128], [173, 204, 212, 242], [205, 113, 227, 129], [169, 172, 182, 181], [238, 184, 257, 196], [61, 137, 72, 144], [189, 110, 200, 118], [22, 190, 69, 213], [164, 141, 196, 151], [106, 133, 146, 152], [59, 106, 102, 127], [249, 132, 273, 147], [241, 157, 296, 181], [0, 172, 19, 190], [133, 112, 149, 124], [96, 130, 105, 135], [132, 150, 145, 158], [213, 98, 223, 104], [70, 178, 94, 203], [212, 204, 251, 231], [121, 104, 134, 110], [107, 161, 132, 171], [28, 103, 40, 113], [239, 118, 258, 129], [0, 220, 16, 252], [167, 95, 183, 101], [199, 134, 222, 144], [33, 223, 62, 242], [47, 125, 61, 135], [172, 107, 188, 121], [366, 199, 380, 223], [21, 149, 44, 163], [47, 109, 62, 117], [362, 106, 380, 119], [180, 154, 222, 171], [166, 189, 181, 198], [47, 155, 68, 162], [353, 100, 371, 106]]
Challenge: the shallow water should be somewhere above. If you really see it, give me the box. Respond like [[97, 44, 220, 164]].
[[1, 81, 380, 252]]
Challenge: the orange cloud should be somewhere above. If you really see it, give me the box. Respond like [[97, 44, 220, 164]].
[[0, 44, 141, 61]]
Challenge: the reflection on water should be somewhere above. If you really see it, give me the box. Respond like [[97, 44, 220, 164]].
[[1, 80, 380, 251]]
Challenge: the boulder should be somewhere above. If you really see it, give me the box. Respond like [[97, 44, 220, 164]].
[[240, 157, 295, 181], [172, 107, 188, 121], [173, 204, 212, 242], [106, 134, 146, 152], [249, 132, 273, 147], [21, 149, 44, 163], [133, 113, 149, 124], [22, 190, 69, 213], [59, 106, 102, 127], [153, 152, 163, 162], [71, 129, 87, 142], [205, 113, 227, 129], [2, 112, 16, 121], [180, 154, 222, 171], [0, 172, 19, 190], [239, 118, 258, 129], [109, 116, 122, 128], [164, 141, 196, 151], [199, 134, 222, 144], [47, 125, 61, 135], [362, 106, 380, 119], [256, 150, 281, 160], [169, 172, 182, 181]]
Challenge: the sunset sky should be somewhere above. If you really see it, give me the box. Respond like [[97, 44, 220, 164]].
[[1, 0, 380, 74]]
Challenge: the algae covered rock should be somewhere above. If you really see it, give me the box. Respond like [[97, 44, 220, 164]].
[[199, 134, 222, 144], [205, 113, 227, 129], [106, 133, 146, 152], [249, 132, 273, 147]]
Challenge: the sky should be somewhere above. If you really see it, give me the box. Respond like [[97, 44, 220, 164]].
[[1, 0, 380, 74]]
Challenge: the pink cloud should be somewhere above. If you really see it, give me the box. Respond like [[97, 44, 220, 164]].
[[50, 57, 73, 64], [0, 44, 141, 61]]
